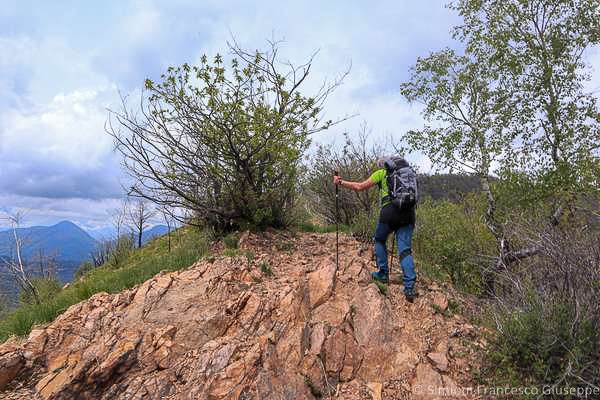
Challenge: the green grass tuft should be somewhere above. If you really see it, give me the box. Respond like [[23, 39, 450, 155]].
[[223, 248, 241, 257], [223, 234, 239, 249], [374, 281, 388, 296], [260, 261, 274, 276]]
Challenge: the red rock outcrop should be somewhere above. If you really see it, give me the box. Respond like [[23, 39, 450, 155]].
[[0, 231, 486, 399]]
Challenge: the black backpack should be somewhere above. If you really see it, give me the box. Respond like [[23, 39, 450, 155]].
[[384, 157, 418, 210]]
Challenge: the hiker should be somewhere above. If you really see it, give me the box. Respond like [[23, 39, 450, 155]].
[[333, 157, 418, 301]]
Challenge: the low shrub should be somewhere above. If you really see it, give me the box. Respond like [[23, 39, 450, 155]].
[[485, 228, 600, 396], [413, 195, 495, 294], [294, 221, 346, 234], [348, 209, 378, 243]]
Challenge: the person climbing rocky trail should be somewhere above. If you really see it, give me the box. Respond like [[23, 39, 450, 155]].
[[0, 230, 488, 399]]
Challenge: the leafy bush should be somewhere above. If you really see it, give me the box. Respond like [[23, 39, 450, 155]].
[[109, 41, 344, 231], [413, 195, 495, 293]]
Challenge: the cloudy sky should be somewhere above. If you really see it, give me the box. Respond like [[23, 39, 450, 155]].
[[1, 1, 598, 232]]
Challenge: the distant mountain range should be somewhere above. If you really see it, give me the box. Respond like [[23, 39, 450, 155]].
[[0, 221, 97, 283], [0, 221, 169, 303], [142, 225, 170, 243], [87, 224, 169, 243]]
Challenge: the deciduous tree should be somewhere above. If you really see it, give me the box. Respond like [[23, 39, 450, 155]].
[[108, 40, 347, 231]]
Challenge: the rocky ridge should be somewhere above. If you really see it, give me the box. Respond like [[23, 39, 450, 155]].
[[0, 231, 487, 399]]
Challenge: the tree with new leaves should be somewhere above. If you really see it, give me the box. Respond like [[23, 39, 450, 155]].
[[400, 49, 521, 288], [401, 0, 600, 292], [400, 49, 514, 237], [452, 0, 600, 218], [108, 40, 347, 231]]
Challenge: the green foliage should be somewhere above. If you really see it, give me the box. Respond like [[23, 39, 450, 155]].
[[0, 227, 210, 343], [106, 235, 135, 269], [488, 295, 599, 395], [294, 221, 343, 234], [348, 209, 377, 243], [110, 41, 343, 231], [432, 299, 459, 317], [413, 196, 495, 294], [73, 261, 94, 281], [485, 228, 600, 394], [400, 48, 512, 178], [223, 234, 239, 249], [452, 0, 600, 199], [402, 0, 600, 298], [431, 304, 448, 317], [259, 261, 273, 277], [222, 248, 240, 257], [0, 295, 8, 319], [374, 281, 388, 296], [418, 174, 483, 202], [244, 251, 255, 266], [447, 298, 460, 315], [19, 277, 62, 306]]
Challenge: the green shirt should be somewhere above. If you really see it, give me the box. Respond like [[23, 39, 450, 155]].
[[369, 169, 390, 207]]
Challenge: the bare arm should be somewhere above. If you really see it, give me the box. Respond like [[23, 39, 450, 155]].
[[333, 175, 376, 191]]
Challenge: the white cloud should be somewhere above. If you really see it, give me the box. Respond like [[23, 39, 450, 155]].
[[0, 35, 125, 224], [1, 88, 115, 168], [123, 7, 162, 43], [0, 194, 124, 230], [16, 0, 590, 228]]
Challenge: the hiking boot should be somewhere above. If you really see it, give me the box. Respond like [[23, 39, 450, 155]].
[[404, 288, 418, 303], [371, 271, 389, 284]]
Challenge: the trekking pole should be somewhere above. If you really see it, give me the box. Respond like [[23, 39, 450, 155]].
[[390, 234, 395, 275], [334, 171, 340, 265]]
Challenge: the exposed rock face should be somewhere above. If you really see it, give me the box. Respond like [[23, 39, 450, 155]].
[[0, 231, 484, 399], [428, 352, 449, 372], [0, 343, 25, 388], [411, 363, 444, 400]]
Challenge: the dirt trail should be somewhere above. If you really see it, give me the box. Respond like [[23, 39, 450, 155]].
[[0, 231, 488, 399]]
